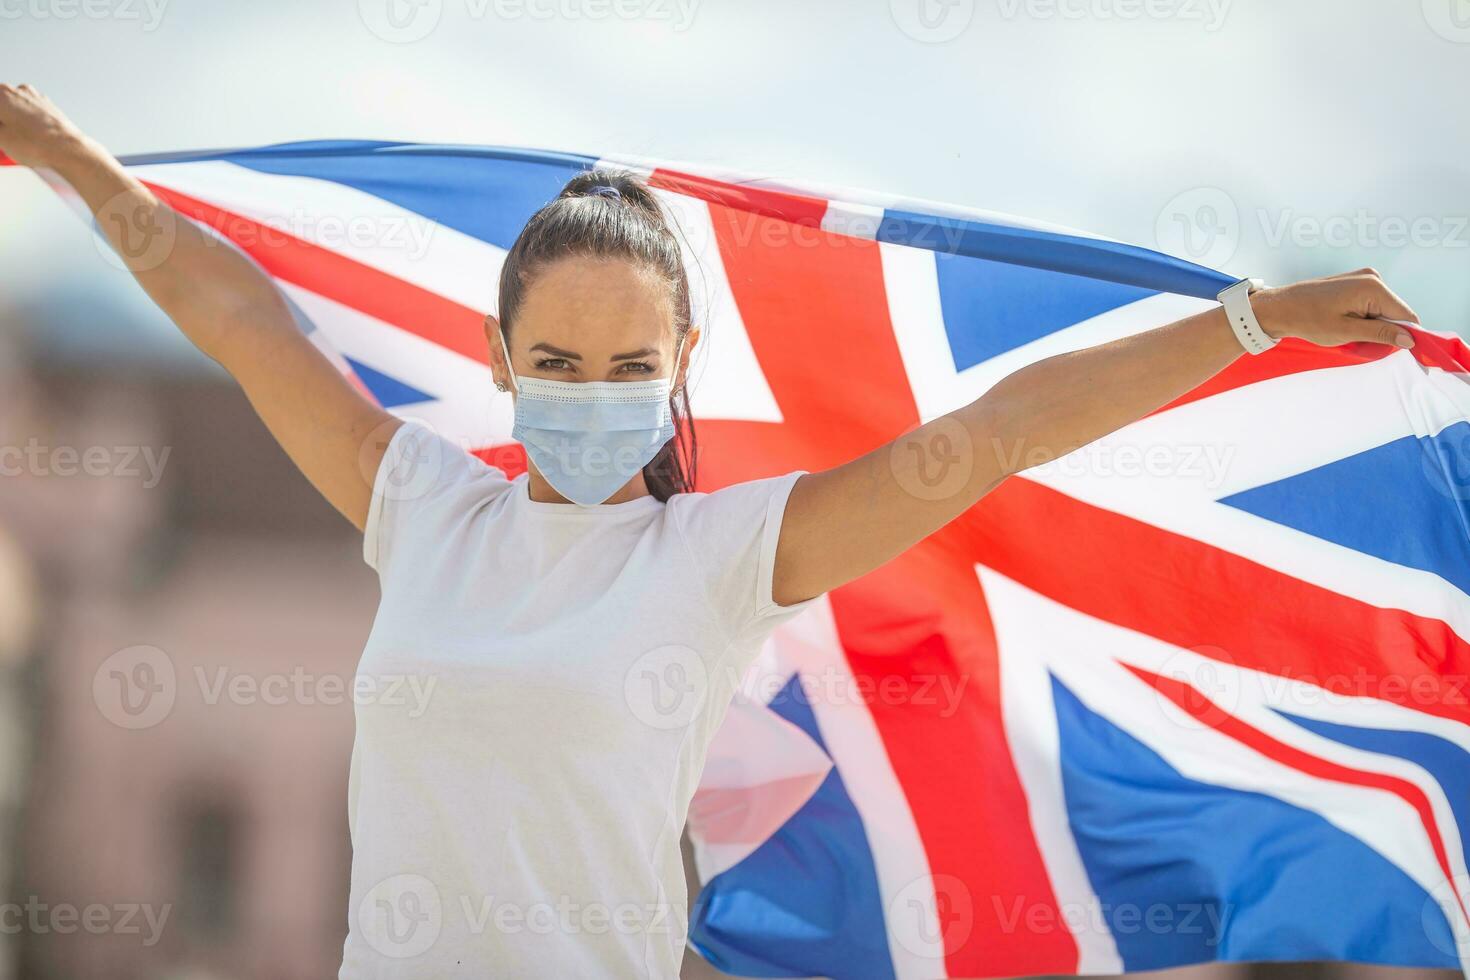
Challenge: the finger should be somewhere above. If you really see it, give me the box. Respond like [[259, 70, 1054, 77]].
[[1341, 315, 1415, 350]]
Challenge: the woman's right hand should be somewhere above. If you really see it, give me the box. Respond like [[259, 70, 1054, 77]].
[[1, 82, 400, 532], [0, 83, 89, 170]]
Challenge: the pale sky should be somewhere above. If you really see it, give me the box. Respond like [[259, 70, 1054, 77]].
[[3, 0, 1468, 364]]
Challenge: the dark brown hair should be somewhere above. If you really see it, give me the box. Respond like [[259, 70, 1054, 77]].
[[497, 169, 697, 501]]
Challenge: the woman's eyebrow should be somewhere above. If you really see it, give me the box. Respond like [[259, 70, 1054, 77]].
[[529, 342, 581, 360], [611, 347, 659, 360]]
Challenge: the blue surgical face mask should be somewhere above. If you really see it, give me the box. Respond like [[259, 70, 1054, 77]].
[[498, 327, 684, 507]]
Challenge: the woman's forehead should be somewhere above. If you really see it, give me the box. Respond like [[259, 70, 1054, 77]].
[[513, 257, 678, 355]]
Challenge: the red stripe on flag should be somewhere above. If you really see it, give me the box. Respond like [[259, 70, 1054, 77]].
[[469, 441, 527, 479], [649, 168, 829, 229], [140, 181, 489, 364], [703, 201, 1079, 977], [961, 478, 1470, 727], [1135, 664, 1468, 927], [0, 152, 14, 167]]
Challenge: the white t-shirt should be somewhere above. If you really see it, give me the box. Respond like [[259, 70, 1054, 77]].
[[338, 420, 821, 979]]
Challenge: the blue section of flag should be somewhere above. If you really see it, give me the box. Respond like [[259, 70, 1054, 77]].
[[933, 253, 1157, 371], [123, 141, 597, 251], [877, 210, 1234, 303], [344, 356, 434, 408], [1052, 675, 1459, 971], [689, 676, 895, 980], [1220, 422, 1470, 597], [1276, 710, 1470, 872]]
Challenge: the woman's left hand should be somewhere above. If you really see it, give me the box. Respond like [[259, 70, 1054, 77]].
[[1253, 268, 1418, 350]]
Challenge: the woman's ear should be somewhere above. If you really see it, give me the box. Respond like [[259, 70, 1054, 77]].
[[675, 325, 701, 394], [485, 314, 509, 387]]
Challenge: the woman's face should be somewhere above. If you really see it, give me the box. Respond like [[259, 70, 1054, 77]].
[[487, 256, 694, 388]]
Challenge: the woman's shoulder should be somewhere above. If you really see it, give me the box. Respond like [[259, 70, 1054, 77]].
[[663, 470, 809, 555], [364, 420, 517, 571], [378, 420, 516, 499]]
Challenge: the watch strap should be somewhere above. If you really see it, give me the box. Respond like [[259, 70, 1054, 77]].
[[1218, 277, 1275, 355]]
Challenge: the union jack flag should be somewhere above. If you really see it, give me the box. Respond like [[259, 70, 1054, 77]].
[[22, 142, 1470, 979]]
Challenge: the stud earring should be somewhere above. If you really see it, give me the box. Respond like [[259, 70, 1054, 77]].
[[495, 380, 509, 392]]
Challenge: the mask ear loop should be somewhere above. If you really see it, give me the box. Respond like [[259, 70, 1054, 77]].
[[496, 325, 518, 395]]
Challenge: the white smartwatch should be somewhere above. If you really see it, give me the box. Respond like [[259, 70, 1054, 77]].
[[1217, 277, 1276, 355]]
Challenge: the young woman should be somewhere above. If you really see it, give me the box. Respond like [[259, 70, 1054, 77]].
[[0, 84, 1420, 978]]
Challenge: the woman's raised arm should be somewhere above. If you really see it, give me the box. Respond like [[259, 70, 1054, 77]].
[[0, 83, 398, 530], [773, 269, 1420, 606]]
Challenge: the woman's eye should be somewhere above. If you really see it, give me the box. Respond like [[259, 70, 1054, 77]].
[[535, 357, 571, 371], [620, 361, 654, 374]]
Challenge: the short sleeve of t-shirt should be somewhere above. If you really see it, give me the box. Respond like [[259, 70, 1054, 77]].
[[363, 420, 512, 574], [668, 471, 823, 643]]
